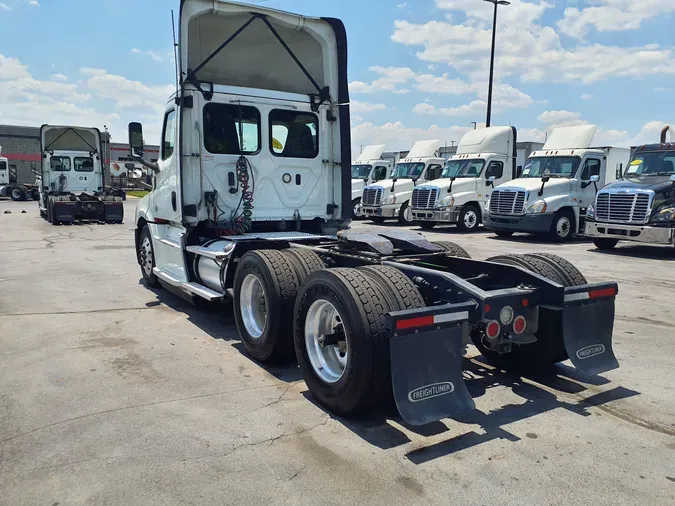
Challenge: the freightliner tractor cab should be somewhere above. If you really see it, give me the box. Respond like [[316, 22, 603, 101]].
[[585, 125, 675, 251], [484, 125, 630, 242], [411, 126, 516, 232], [358, 140, 444, 225], [0, 148, 8, 189], [350, 144, 392, 219], [38, 125, 124, 224]]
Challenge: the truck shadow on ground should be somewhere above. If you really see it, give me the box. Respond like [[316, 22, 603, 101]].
[[586, 245, 675, 261], [144, 280, 640, 462], [303, 358, 639, 464], [487, 234, 588, 246]]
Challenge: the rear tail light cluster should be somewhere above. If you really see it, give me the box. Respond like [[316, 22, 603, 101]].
[[484, 303, 529, 339]]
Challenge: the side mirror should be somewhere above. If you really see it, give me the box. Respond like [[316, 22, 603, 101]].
[[128, 122, 145, 157], [541, 175, 550, 183], [590, 175, 600, 183], [487, 175, 496, 187]]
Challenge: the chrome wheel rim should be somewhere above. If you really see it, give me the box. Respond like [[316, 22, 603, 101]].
[[353, 201, 360, 216], [305, 299, 348, 384], [11, 188, 21, 199], [464, 210, 478, 229], [240, 274, 267, 339], [557, 217, 571, 238], [140, 236, 154, 276], [402, 206, 413, 223]]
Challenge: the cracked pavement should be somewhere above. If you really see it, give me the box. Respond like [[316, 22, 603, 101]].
[[0, 199, 674, 505]]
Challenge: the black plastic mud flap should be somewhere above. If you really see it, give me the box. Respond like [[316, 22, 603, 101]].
[[562, 298, 619, 377], [53, 202, 76, 222], [390, 319, 475, 426]]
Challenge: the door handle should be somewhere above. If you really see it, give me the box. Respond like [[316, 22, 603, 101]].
[[171, 191, 177, 211]]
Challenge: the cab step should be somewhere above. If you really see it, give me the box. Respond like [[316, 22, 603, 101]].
[[153, 268, 223, 301]]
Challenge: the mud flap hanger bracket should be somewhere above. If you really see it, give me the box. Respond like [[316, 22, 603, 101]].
[[185, 12, 328, 108]]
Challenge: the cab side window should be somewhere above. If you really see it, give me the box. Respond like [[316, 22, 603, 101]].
[[485, 161, 504, 179], [426, 164, 442, 180], [580, 158, 601, 180], [161, 110, 176, 160], [372, 166, 387, 181]]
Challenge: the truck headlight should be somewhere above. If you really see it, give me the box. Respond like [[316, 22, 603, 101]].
[[586, 203, 595, 220], [652, 206, 675, 222], [526, 200, 547, 214], [384, 195, 397, 205], [438, 195, 455, 208]]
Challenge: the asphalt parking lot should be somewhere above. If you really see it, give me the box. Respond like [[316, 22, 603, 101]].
[[1, 198, 674, 505]]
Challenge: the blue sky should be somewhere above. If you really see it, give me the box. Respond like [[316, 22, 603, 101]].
[[1, 0, 674, 154]]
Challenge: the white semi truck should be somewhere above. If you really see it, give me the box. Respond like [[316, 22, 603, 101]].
[[129, 0, 622, 426], [411, 126, 517, 232], [0, 146, 40, 201], [358, 140, 444, 224], [484, 125, 631, 242], [38, 125, 124, 224], [350, 144, 392, 219]]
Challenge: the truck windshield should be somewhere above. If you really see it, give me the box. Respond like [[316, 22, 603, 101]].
[[0, 161, 6, 172], [624, 151, 675, 177], [442, 159, 485, 178], [521, 156, 580, 178], [391, 162, 424, 179], [351, 164, 372, 179]]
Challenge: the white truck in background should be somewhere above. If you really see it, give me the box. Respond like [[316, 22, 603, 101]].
[[0, 146, 40, 201], [350, 144, 392, 218], [358, 140, 444, 224], [484, 125, 631, 241], [38, 125, 124, 224], [411, 126, 517, 232]]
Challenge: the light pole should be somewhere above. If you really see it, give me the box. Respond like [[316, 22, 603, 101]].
[[484, 0, 510, 128]]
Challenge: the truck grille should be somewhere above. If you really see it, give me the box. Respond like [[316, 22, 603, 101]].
[[490, 189, 527, 215], [411, 187, 439, 209], [595, 191, 653, 224], [362, 187, 383, 206]]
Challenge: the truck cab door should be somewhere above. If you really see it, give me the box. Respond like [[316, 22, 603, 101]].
[[483, 159, 506, 204], [149, 106, 189, 283], [577, 157, 602, 209]]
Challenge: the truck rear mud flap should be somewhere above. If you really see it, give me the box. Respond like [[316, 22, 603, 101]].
[[389, 307, 475, 426], [562, 284, 619, 377]]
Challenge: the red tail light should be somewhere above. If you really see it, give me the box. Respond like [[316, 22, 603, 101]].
[[513, 315, 527, 335]]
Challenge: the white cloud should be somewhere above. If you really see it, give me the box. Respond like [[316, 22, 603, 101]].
[[391, 4, 675, 85], [29, 0, 40, 6], [413, 100, 487, 117], [350, 100, 387, 114], [0, 3, 11, 10], [131, 48, 165, 62], [0, 53, 170, 144], [558, 2, 675, 39], [580, 93, 594, 100], [538, 110, 583, 125]]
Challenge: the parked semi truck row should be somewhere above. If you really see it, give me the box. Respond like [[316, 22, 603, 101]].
[[585, 125, 675, 250], [357, 140, 445, 225], [350, 144, 392, 219], [129, 0, 622, 426], [484, 125, 631, 242], [411, 126, 518, 232]]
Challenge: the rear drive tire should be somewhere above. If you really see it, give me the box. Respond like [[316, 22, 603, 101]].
[[398, 201, 414, 225], [234, 250, 300, 363], [431, 240, 471, 259], [593, 238, 619, 250], [293, 268, 394, 416], [457, 204, 480, 232], [495, 231, 514, 238], [138, 226, 160, 288], [357, 265, 425, 312], [550, 209, 575, 242], [10, 186, 25, 202], [281, 248, 325, 284], [419, 221, 437, 230], [524, 253, 587, 286], [477, 253, 587, 371]]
